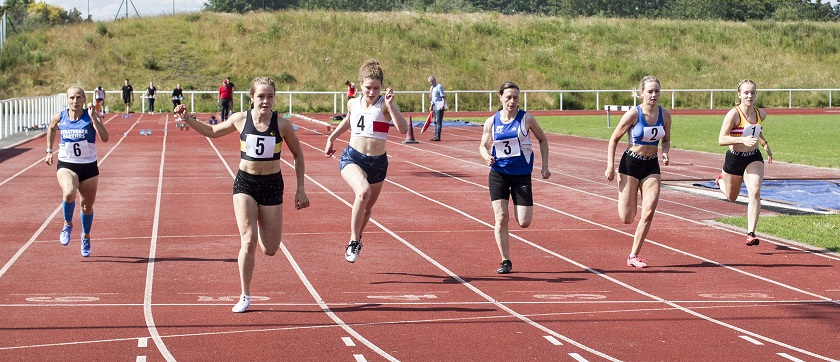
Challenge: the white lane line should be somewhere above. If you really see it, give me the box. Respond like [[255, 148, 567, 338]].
[[136, 356, 147, 362], [777, 353, 806, 362], [569, 352, 589, 362], [137, 337, 148, 348], [739, 335, 764, 345], [143, 115, 175, 361], [0, 118, 140, 280], [395, 161, 839, 361], [544, 335, 563, 346], [342, 337, 356, 347], [353, 355, 368, 362]]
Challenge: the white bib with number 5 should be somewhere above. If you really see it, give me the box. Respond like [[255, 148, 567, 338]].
[[244, 134, 276, 159]]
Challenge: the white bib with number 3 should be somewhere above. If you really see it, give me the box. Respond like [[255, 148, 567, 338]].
[[641, 125, 665, 143], [244, 134, 276, 159], [741, 124, 762, 139], [493, 137, 521, 159]]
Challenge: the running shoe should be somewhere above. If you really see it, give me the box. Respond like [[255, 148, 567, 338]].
[[60, 224, 72, 246], [746, 232, 760, 246], [496, 259, 512, 274], [714, 173, 723, 188], [627, 256, 648, 268], [80, 236, 91, 257], [344, 240, 362, 263], [232, 295, 251, 313]]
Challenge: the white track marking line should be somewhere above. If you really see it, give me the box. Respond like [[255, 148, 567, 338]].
[[342, 337, 356, 347], [294, 140, 621, 361], [353, 355, 367, 362], [569, 353, 589, 362], [136, 356, 147, 362], [739, 335, 764, 345], [137, 337, 148, 347], [777, 353, 806, 362], [392, 161, 838, 361], [544, 335, 564, 345], [143, 116, 175, 361], [0, 118, 140, 280]]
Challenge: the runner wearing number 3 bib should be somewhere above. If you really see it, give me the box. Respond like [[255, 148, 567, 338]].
[[605, 76, 671, 269], [174, 77, 310, 313], [479, 82, 551, 274], [45, 86, 110, 257], [716, 79, 772, 247]]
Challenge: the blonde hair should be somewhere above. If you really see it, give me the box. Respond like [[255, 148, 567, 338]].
[[66, 86, 86, 97], [631, 75, 660, 99], [736, 79, 757, 106], [358, 59, 384, 84], [248, 76, 276, 109]]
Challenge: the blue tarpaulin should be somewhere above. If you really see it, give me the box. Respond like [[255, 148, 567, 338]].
[[694, 179, 840, 213]]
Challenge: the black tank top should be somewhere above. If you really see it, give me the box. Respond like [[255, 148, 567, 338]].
[[239, 111, 282, 161]]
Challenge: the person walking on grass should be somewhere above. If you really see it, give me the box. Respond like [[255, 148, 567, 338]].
[[478, 82, 551, 274], [324, 59, 408, 264], [45, 86, 110, 257], [174, 77, 310, 313], [604, 75, 671, 269], [715, 79, 773, 246]]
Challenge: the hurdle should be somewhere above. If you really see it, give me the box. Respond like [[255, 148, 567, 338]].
[[604, 105, 633, 127]]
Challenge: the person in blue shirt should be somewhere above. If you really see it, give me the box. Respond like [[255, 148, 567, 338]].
[[604, 76, 671, 268], [427, 75, 447, 141], [45, 86, 110, 257], [479, 82, 551, 274]]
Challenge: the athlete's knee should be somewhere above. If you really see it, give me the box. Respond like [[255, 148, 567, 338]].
[[355, 187, 372, 203]]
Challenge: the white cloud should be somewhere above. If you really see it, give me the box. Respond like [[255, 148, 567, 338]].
[[41, 0, 205, 21]]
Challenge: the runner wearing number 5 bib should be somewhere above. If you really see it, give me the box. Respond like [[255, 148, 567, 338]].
[[715, 80, 772, 247], [45, 86, 110, 257], [605, 76, 671, 269], [479, 82, 551, 274], [174, 77, 310, 313]]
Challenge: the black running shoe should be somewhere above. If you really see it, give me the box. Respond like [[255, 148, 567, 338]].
[[496, 259, 512, 274]]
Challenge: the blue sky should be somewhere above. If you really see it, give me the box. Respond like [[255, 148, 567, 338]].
[[42, 0, 205, 21]]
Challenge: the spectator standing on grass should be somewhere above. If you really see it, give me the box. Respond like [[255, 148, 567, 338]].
[[174, 77, 310, 313], [428, 75, 446, 142], [604, 75, 671, 269], [478, 81, 551, 274], [94, 86, 105, 115], [324, 59, 408, 264], [714, 79, 773, 246], [45, 86, 110, 257], [219, 78, 233, 121], [144, 81, 157, 114], [171, 83, 184, 111], [121, 79, 133, 115], [345, 80, 356, 99]]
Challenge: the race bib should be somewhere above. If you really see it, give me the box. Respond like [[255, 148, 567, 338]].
[[63, 141, 92, 161], [641, 125, 665, 143], [741, 124, 762, 139], [351, 111, 376, 137], [493, 137, 521, 159], [243, 134, 277, 159]]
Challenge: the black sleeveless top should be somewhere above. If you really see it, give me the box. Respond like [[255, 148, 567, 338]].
[[239, 111, 282, 161]]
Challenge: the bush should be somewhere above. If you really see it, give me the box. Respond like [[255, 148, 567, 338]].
[[96, 23, 108, 36], [143, 57, 160, 70]]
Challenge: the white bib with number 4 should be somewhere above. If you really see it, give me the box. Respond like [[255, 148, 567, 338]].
[[244, 134, 276, 159]]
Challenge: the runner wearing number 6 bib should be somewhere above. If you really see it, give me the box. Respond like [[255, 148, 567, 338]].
[[479, 82, 551, 274], [174, 77, 310, 313], [45, 86, 110, 257], [605, 76, 672, 269]]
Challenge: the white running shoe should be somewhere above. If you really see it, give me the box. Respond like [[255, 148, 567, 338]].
[[344, 240, 362, 263], [232, 295, 251, 313]]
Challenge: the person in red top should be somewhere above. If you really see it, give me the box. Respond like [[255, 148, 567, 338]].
[[219, 78, 233, 121], [345, 80, 356, 99]]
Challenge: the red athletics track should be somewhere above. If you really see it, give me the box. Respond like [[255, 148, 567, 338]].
[[0, 109, 838, 361]]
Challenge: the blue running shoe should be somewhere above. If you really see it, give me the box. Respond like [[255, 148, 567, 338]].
[[81, 236, 91, 257], [60, 224, 72, 246]]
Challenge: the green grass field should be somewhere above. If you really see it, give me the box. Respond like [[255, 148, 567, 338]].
[[461, 113, 840, 251]]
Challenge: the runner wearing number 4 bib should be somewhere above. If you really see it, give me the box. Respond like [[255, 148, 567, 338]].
[[605, 76, 671, 269], [479, 82, 551, 274], [45, 87, 110, 257], [174, 77, 310, 313], [716, 79, 773, 247]]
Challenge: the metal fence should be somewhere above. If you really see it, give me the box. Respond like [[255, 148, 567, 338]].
[[1, 12, 7, 54], [2, 87, 838, 141]]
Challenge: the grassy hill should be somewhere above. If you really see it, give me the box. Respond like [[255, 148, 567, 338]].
[[2, 10, 840, 111]]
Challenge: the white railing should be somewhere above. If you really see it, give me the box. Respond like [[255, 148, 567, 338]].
[[1, 12, 7, 54], [2, 87, 838, 141]]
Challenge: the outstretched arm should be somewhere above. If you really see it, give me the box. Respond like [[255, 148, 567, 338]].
[[174, 104, 237, 138]]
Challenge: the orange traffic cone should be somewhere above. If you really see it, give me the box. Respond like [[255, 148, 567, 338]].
[[402, 116, 419, 144]]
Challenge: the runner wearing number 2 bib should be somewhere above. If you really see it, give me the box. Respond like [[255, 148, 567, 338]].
[[605, 76, 671, 269], [479, 82, 551, 274], [174, 77, 310, 313], [715, 79, 773, 246], [325, 59, 409, 264], [45, 86, 110, 257]]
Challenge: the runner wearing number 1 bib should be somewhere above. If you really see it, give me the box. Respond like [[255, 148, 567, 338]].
[[479, 82, 551, 274], [604, 76, 671, 269], [174, 77, 310, 313], [45, 86, 110, 257]]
